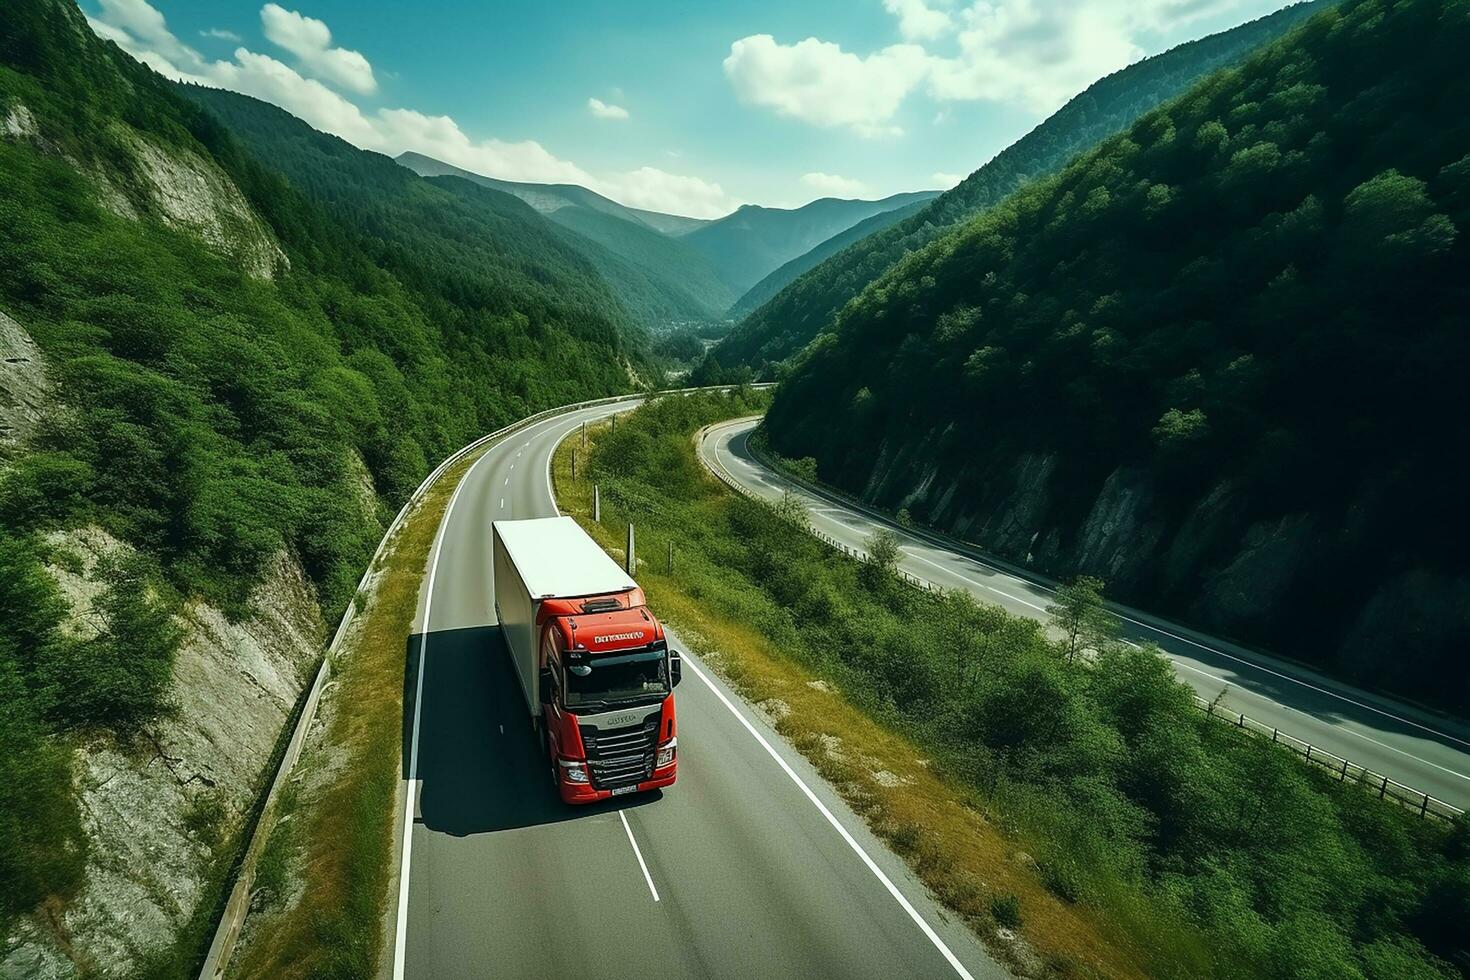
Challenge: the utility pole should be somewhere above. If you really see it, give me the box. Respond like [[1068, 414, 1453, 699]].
[[593, 484, 601, 523], [626, 523, 636, 576]]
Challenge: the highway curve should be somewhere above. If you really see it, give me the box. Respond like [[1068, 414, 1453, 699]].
[[391, 400, 1007, 979], [700, 418, 1470, 815]]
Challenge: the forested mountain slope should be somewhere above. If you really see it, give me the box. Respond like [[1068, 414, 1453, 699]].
[[398, 150, 732, 324], [682, 191, 939, 297], [0, 0, 641, 970], [713, 0, 1328, 374], [728, 198, 929, 320], [765, 0, 1470, 711], [180, 87, 652, 355]]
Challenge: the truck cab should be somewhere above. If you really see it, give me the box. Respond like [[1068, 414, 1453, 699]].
[[536, 592, 680, 802]]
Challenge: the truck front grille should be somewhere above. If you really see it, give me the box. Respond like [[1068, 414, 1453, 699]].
[[580, 714, 659, 789]]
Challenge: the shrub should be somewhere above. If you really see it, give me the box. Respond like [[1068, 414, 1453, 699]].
[[991, 892, 1022, 930]]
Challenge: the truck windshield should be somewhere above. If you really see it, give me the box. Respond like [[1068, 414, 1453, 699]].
[[565, 647, 669, 709]]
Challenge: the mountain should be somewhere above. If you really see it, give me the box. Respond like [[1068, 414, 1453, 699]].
[[397, 150, 732, 324], [0, 1, 643, 969], [727, 198, 930, 320], [625, 207, 709, 236], [711, 0, 1330, 374], [764, 0, 1470, 712], [397, 150, 709, 233], [681, 191, 940, 298]]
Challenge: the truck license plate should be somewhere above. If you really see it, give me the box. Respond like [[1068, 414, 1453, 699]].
[[611, 785, 637, 796]]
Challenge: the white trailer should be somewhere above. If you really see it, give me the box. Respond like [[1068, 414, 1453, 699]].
[[491, 517, 638, 720]]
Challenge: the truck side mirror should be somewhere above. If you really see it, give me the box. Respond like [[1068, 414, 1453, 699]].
[[670, 652, 683, 688], [538, 667, 555, 705]]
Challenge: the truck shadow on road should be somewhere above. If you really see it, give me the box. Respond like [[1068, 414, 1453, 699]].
[[404, 625, 660, 836]]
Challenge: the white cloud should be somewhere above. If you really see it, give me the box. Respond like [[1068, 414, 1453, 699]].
[[260, 3, 376, 95], [883, 0, 954, 41], [731, 0, 1280, 125], [201, 28, 243, 42], [600, 168, 733, 217], [374, 107, 593, 185], [930, 171, 964, 189], [587, 97, 630, 120], [925, 3, 1143, 113], [96, 0, 206, 73], [723, 34, 928, 138], [801, 172, 872, 198], [86, 1, 736, 218]]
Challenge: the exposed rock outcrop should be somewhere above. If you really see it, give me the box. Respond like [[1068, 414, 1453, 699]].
[[0, 309, 51, 451], [122, 131, 287, 280], [0, 532, 325, 978]]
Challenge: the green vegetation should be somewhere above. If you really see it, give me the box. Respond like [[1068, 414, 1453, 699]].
[[727, 197, 931, 320], [682, 192, 939, 297], [396, 150, 736, 325], [765, 0, 1470, 711], [0, 0, 640, 943], [708, 0, 1328, 374], [532, 204, 733, 325], [570, 395, 1469, 978]]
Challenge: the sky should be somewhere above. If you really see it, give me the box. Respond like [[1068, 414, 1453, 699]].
[[83, 0, 1298, 218]]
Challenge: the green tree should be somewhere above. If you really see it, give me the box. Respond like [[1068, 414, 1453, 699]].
[[1047, 575, 1119, 663], [861, 528, 903, 593]]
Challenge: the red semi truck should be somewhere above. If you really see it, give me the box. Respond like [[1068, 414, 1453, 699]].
[[492, 516, 681, 803]]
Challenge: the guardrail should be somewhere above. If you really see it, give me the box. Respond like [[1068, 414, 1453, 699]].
[[1198, 699, 1462, 820], [200, 384, 772, 979], [696, 419, 1464, 823]]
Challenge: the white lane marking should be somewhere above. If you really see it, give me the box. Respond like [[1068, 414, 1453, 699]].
[[392, 443, 497, 980], [683, 656, 976, 980], [1164, 652, 1470, 781], [500, 497, 505, 509], [619, 810, 660, 902], [710, 423, 1470, 756], [504, 477, 509, 486]]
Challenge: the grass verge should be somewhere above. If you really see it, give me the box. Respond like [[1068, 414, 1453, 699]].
[[551, 392, 1466, 980], [228, 446, 486, 979], [552, 408, 1144, 979]]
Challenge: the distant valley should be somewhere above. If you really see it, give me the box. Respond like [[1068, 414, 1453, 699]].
[[398, 150, 937, 326]]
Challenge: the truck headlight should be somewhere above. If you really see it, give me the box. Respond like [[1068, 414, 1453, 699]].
[[559, 759, 589, 783], [655, 739, 676, 769]]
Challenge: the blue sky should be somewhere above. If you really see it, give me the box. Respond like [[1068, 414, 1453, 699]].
[[84, 0, 1297, 217]]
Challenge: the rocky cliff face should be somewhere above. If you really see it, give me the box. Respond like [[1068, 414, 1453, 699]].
[[0, 530, 324, 979], [862, 446, 1468, 709], [2, 97, 286, 280], [0, 107, 315, 974], [0, 309, 51, 452]]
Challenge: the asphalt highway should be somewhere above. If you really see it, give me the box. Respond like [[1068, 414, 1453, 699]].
[[700, 417, 1470, 815], [392, 401, 1007, 979]]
